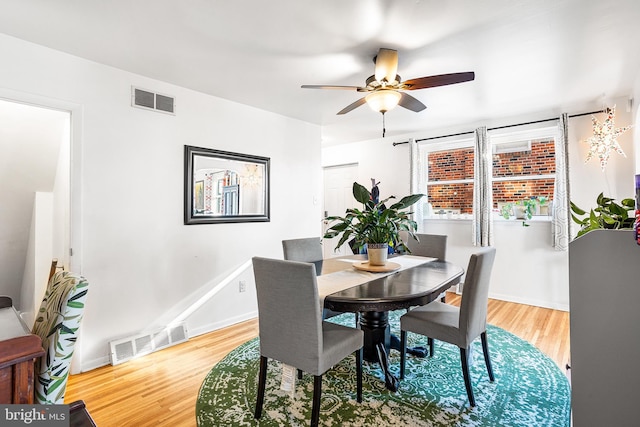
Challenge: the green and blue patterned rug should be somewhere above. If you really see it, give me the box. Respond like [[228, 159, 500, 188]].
[[196, 312, 571, 426]]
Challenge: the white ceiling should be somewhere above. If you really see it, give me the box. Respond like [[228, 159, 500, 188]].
[[1, 0, 639, 144]]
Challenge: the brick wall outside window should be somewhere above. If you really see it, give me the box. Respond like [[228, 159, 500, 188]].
[[426, 138, 555, 214], [493, 179, 555, 204], [493, 139, 555, 177], [428, 183, 474, 214], [427, 146, 474, 213], [492, 139, 555, 205], [428, 147, 474, 181]]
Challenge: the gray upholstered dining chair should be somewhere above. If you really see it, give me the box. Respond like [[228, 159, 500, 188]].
[[252, 257, 364, 427], [282, 237, 357, 325], [399, 247, 496, 407], [403, 233, 447, 261], [404, 233, 448, 305], [282, 237, 324, 265]]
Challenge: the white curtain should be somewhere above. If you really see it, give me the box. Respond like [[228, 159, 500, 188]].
[[472, 126, 493, 246], [408, 138, 424, 231], [552, 113, 570, 250]]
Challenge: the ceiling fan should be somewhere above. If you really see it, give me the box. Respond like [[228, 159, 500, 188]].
[[301, 48, 475, 136]]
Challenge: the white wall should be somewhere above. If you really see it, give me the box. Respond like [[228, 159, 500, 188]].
[[19, 192, 53, 326], [52, 116, 71, 270], [322, 137, 410, 200], [0, 33, 323, 370], [322, 97, 637, 311]]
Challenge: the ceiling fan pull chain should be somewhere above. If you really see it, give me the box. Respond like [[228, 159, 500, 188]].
[[382, 112, 386, 138]]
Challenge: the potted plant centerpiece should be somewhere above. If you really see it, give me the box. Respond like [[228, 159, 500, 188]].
[[323, 181, 424, 266]]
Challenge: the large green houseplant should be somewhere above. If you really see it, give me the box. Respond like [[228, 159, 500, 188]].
[[570, 193, 635, 238], [323, 182, 424, 264]]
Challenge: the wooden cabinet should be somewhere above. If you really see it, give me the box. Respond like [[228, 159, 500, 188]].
[[0, 305, 44, 404]]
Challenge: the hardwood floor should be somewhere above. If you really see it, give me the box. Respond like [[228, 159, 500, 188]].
[[64, 295, 570, 427]]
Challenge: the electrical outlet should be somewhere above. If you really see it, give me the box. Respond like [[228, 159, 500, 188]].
[[239, 280, 246, 293]]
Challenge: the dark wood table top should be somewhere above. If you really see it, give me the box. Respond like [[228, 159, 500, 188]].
[[318, 256, 464, 313]]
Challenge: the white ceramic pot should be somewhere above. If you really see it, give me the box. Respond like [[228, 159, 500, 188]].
[[367, 243, 388, 266], [513, 205, 527, 219]]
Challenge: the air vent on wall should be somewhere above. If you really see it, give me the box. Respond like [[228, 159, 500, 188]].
[[131, 86, 176, 114], [109, 323, 188, 365], [493, 140, 531, 154]]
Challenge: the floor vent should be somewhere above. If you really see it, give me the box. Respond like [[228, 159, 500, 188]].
[[109, 323, 188, 366], [131, 86, 176, 114]]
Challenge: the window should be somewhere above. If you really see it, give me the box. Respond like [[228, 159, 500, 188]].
[[418, 126, 557, 218], [422, 138, 475, 216], [491, 127, 557, 218]]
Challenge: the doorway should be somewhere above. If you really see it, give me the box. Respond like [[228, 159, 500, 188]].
[[0, 97, 72, 320], [322, 163, 358, 258]]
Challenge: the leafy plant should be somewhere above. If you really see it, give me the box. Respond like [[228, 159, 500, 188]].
[[570, 193, 635, 237], [323, 182, 424, 253], [500, 196, 549, 226]]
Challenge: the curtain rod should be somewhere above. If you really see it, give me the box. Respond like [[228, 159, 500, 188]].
[[392, 109, 605, 146]]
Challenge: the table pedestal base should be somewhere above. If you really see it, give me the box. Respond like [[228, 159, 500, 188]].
[[359, 311, 398, 391], [359, 311, 430, 391]]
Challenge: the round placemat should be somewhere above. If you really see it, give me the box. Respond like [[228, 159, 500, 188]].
[[353, 261, 401, 272]]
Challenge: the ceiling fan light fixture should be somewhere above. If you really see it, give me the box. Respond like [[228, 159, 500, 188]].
[[366, 90, 401, 113]]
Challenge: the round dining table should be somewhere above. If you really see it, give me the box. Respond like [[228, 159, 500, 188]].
[[317, 255, 464, 392]]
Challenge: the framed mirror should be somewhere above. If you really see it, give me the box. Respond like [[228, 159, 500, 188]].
[[184, 145, 270, 224]]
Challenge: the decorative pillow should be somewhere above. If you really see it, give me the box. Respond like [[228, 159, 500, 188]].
[[32, 270, 89, 404]]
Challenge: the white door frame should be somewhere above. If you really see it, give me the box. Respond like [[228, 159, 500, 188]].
[[0, 89, 83, 273], [0, 88, 84, 371]]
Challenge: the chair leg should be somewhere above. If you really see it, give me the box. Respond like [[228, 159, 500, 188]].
[[255, 356, 268, 419], [428, 337, 434, 357], [460, 347, 476, 407], [311, 375, 323, 427], [400, 330, 407, 379], [355, 312, 359, 328], [480, 331, 495, 382], [355, 348, 363, 403]]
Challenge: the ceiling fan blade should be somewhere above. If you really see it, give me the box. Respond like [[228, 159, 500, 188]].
[[301, 85, 362, 90], [337, 97, 367, 115], [374, 48, 398, 83], [402, 72, 475, 90], [398, 92, 427, 112], [300, 85, 363, 91]]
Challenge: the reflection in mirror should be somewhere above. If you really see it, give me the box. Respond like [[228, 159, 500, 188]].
[[184, 145, 270, 224]]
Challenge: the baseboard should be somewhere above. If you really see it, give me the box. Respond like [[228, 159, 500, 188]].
[[488, 292, 569, 312], [79, 310, 259, 373], [189, 310, 258, 338], [80, 355, 111, 372]]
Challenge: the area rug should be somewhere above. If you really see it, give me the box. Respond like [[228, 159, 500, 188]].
[[196, 312, 571, 426]]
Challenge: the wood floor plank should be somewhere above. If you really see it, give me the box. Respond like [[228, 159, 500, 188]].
[[65, 296, 569, 426]]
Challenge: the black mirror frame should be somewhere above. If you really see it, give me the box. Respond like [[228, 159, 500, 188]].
[[184, 145, 270, 224]]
